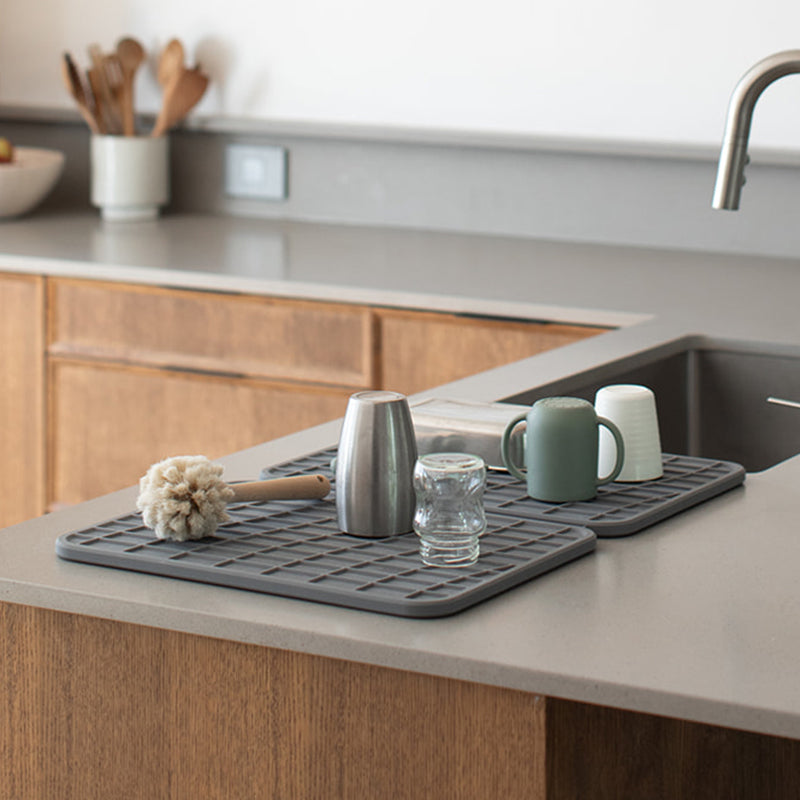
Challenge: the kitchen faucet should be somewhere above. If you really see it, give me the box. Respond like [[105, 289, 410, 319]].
[[712, 50, 800, 210]]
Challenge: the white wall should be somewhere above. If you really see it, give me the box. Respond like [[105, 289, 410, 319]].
[[4, 0, 800, 149]]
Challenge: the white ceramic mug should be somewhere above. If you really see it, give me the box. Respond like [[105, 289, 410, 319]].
[[90, 135, 170, 222], [595, 384, 663, 482]]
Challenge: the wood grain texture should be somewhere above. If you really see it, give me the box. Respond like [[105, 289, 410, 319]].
[[377, 308, 607, 395], [48, 360, 350, 506], [0, 273, 45, 524], [0, 602, 546, 800], [44, 279, 609, 508], [3, 605, 799, 800], [546, 697, 800, 800], [48, 279, 375, 388]]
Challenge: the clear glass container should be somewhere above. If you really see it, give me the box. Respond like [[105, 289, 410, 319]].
[[413, 453, 487, 568]]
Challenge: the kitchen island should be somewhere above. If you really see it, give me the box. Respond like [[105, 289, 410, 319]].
[[2, 212, 800, 798]]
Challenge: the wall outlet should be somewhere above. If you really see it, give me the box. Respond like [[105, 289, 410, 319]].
[[225, 144, 287, 200]]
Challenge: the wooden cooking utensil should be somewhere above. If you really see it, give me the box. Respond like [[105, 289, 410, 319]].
[[86, 68, 110, 132], [103, 54, 125, 128], [88, 44, 121, 134], [116, 37, 145, 135], [61, 52, 103, 133], [151, 65, 209, 137], [82, 69, 104, 133], [157, 38, 185, 89]]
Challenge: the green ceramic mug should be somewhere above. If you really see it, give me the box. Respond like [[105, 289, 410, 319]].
[[500, 397, 625, 502]]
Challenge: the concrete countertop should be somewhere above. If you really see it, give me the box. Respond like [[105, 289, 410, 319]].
[[2, 210, 800, 740]]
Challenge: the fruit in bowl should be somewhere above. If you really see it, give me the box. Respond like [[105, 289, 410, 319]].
[[0, 145, 64, 218], [0, 137, 13, 163]]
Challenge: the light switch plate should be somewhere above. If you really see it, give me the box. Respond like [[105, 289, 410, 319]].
[[225, 144, 287, 200]]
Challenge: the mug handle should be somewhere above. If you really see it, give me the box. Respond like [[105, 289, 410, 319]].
[[501, 413, 528, 482], [596, 417, 625, 486]]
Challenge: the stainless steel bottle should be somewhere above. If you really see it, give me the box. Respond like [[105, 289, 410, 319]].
[[335, 390, 417, 537]]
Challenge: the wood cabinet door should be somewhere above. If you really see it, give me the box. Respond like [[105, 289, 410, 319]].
[[48, 360, 349, 507], [48, 279, 376, 388], [0, 603, 547, 800], [0, 273, 45, 525], [377, 309, 607, 395]]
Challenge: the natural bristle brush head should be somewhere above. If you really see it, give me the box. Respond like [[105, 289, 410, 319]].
[[137, 454, 332, 542], [137, 455, 234, 542]]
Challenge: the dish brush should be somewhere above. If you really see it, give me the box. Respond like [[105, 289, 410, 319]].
[[137, 454, 330, 541]]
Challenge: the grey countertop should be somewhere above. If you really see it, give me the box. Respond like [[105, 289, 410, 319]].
[[2, 210, 800, 739]]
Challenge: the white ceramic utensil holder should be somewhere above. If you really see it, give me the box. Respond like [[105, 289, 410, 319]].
[[90, 135, 169, 222]]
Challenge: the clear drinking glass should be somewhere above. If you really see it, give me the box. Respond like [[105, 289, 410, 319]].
[[413, 453, 487, 568]]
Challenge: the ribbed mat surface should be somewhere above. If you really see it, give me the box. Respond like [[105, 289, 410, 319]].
[[55, 501, 595, 617], [265, 448, 746, 538], [55, 449, 743, 616]]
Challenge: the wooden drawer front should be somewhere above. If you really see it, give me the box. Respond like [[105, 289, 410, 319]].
[[378, 310, 607, 395], [48, 279, 375, 388], [48, 361, 350, 507]]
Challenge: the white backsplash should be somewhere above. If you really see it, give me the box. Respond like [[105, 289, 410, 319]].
[[3, 0, 800, 149]]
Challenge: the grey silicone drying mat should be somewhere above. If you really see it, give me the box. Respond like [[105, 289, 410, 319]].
[[264, 448, 745, 538], [479, 454, 745, 537], [55, 503, 596, 618]]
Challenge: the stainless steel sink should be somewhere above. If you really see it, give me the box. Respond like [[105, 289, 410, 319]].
[[502, 336, 800, 472]]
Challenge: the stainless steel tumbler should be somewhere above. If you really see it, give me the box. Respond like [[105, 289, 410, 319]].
[[335, 390, 418, 537]]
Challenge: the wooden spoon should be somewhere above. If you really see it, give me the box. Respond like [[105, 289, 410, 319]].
[[115, 37, 146, 135], [103, 54, 125, 126], [61, 52, 103, 133], [157, 38, 185, 89], [152, 66, 209, 137]]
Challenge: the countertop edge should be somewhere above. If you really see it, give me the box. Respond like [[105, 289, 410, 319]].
[[0, 251, 647, 329]]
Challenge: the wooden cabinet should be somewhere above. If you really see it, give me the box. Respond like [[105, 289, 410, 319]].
[[377, 308, 605, 395], [0, 603, 547, 800], [48, 361, 352, 507], [0, 274, 45, 527], [0, 272, 606, 514], [45, 279, 604, 508], [46, 281, 372, 507], [3, 602, 799, 799]]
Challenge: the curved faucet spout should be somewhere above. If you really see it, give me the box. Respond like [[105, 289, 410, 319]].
[[712, 50, 800, 210]]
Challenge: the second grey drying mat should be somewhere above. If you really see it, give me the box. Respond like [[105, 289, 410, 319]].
[[265, 448, 745, 538], [55, 503, 595, 619]]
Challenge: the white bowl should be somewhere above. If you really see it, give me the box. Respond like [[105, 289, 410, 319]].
[[0, 147, 65, 219]]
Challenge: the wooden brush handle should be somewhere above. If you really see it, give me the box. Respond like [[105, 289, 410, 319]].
[[229, 474, 330, 504]]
